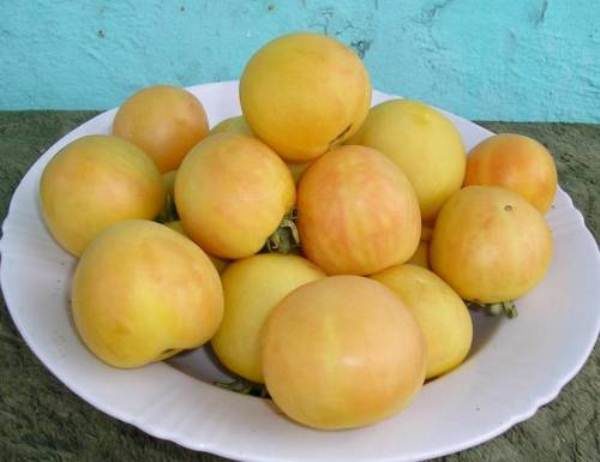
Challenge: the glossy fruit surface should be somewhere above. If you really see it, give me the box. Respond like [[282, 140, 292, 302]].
[[71, 220, 223, 368], [430, 186, 553, 303], [113, 85, 209, 172], [175, 133, 295, 259], [262, 275, 426, 429], [372, 264, 473, 379], [212, 254, 325, 382], [240, 33, 371, 162], [40, 135, 164, 256], [298, 145, 421, 275], [465, 133, 558, 213]]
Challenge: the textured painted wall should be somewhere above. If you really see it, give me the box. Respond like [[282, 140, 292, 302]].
[[1, 0, 599, 121]]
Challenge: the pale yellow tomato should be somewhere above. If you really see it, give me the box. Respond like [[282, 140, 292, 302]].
[[212, 254, 325, 383], [40, 135, 164, 256], [113, 85, 209, 172], [348, 99, 466, 222], [240, 33, 371, 162], [372, 264, 473, 379], [72, 220, 223, 368], [430, 186, 553, 303], [262, 275, 426, 430], [175, 133, 295, 259]]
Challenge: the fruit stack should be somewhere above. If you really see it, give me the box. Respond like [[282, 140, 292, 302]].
[[39, 32, 556, 430]]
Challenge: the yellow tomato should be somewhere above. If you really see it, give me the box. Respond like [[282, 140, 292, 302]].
[[348, 99, 466, 222], [240, 33, 371, 162], [212, 254, 325, 383], [72, 220, 223, 368], [113, 85, 209, 172], [175, 133, 295, 259], [40, 135, 164, 256], [430, 186, 553, 303], [298, 145, 421, 275], [372, 264, 473, 379], [262, 275, 426, 430], [465, 133, 558, 213]]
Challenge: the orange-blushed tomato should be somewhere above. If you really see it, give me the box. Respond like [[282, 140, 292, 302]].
[[298, 145, 421, 275], [262, 275, 426, 430], [240, 33, 371, 163], [175, 133, 295, 259], [113, 85, 209, 172], [40, 135, 164, 256], [430, 186, 553, 303], [465, 133, 558, 213], [72, 220, 223, 368]]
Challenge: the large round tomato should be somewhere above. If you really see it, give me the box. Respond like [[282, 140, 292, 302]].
[[262, 275, 426, 430], [40, 135, 165, 256], [465, 133, 558, 213], [240, 33, 371, 162], [113, 85, 209, 172], [175, 133, 295, 259], [298, 145, 421, 275], [72, 220, 223, 368], [430, 186, 553, 303]]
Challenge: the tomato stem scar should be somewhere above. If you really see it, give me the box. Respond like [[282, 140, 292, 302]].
[[466, 300, 518, 319], [264, 208, 301, 254]]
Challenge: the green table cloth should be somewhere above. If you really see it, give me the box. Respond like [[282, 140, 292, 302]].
[[1, 112, 599, 461]]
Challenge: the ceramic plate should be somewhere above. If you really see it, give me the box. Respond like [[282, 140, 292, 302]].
[[2, 81, 599, 462]]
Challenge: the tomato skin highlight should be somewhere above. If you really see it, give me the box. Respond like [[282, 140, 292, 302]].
[[430, 186, 553, 303], [465, 133, 558, 213], [298, 145, 421, 275], [262, 275, 426, 430]]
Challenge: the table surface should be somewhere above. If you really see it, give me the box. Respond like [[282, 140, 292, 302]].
[[0, 112, 599, 461]]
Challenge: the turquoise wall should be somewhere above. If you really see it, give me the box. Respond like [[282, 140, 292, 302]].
[[2, 0, 599, 121]]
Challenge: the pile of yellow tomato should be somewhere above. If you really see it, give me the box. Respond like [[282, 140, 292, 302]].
[[39, 32, 556, 430]]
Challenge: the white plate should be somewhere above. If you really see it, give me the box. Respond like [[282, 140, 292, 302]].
[[1, 81, 599, 462]]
